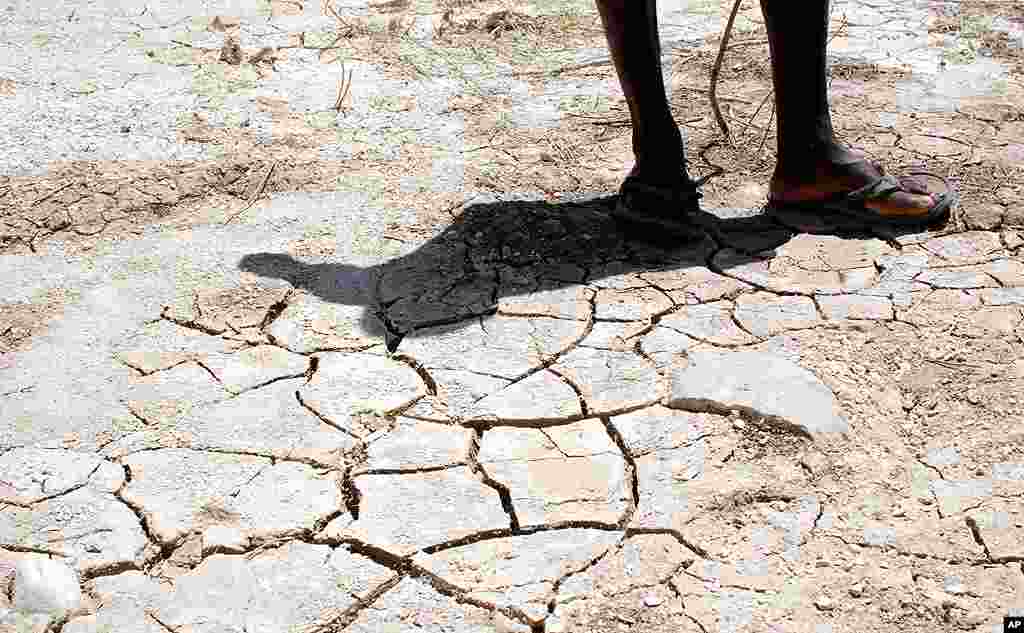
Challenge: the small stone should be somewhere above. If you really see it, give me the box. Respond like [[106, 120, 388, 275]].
[[13, 559, 82, 615], [643, 594, 663, 607], [944, 576, 966, 595], [848, 582, 865, 597], [732, 420, 746, 430], [814, 595, 835, 610], [220, 36, 243, 65]]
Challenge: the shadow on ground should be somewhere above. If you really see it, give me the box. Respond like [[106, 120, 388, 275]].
[[237, 192, 926, 349]]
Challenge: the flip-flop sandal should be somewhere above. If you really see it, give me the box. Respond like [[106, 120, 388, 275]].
[[766, 164, 958, 227], [611, 173, 714, 236]]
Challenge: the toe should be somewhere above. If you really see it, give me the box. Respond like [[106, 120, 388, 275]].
[[866, 190, 936, 217]]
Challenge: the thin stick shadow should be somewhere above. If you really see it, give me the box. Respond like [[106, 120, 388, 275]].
[[237, 193, 927, 350]]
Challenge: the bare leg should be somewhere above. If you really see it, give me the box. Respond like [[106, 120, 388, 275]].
[[762, 0, 937, 216], [596, 0, 943, 218], [595, 0, 688, 186]]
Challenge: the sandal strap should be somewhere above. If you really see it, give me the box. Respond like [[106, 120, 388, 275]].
[[620, 176, 703, 204], [847, 168, 953, 202], [874, 162, 951, 197], [901, 169, 953, 197], [845, 174, 904, 202]]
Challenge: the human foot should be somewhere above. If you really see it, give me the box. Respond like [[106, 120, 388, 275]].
[[610, 159, 705, 239], [769, 146, 954, 223]]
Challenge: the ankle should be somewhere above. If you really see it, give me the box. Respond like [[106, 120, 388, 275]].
[[633, 139, 685, 174], [629, 162, 689, 187], [777, 140, 865, 176], [632, 117, 683, 149]]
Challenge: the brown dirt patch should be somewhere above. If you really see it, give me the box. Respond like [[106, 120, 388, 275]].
[[0, 287, 78, 355], [2, 1, 1021, 255]]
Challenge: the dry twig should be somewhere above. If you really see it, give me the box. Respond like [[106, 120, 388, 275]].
[[756, 102, 776, 156], [740, 90, 773, 138], [334, 58, 354, 112], [29, 182, 74, 207], [322, 0, 354, 34], [224, 161, 277, 224], [709, 7, 848, 144], [513, 58, 613, 78], [709, 0, 744, 140]]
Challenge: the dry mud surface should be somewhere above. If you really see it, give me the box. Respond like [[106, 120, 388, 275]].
[[1, 0, 1023, 631]]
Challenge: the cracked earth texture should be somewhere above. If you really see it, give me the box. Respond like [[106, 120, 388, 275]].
[[2, 0, 1024, 631]]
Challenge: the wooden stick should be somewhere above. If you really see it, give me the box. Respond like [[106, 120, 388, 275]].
[[709, 0, 744, 140]]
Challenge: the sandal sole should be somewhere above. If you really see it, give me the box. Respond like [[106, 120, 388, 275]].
[[611, 176, 704, 239], [767, 190, 957, 227]]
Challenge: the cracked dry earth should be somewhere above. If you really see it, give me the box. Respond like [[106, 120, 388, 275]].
[[2, 0, 1024, 632], [3, 196, 1024, 633]]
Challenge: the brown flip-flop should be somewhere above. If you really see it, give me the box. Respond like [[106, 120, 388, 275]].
[[766, 164, 958, 227]]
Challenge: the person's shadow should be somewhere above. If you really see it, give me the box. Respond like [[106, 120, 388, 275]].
[[237, 192, 914, 352]]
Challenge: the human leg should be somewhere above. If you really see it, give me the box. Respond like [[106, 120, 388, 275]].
[[761, 0, 953, 221], [595, 0, 687, 186]]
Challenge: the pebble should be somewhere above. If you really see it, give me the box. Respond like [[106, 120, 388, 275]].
[[944, 576, 966, 595], [848, 582, 865, 597], [814, 595, 835, 610], [643, 594, 663, 607], [13, 559, 82, 615]]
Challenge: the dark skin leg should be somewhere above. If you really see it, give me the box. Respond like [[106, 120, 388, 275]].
[[594, 0, 687, 186], [595, 0, 937, 217]]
